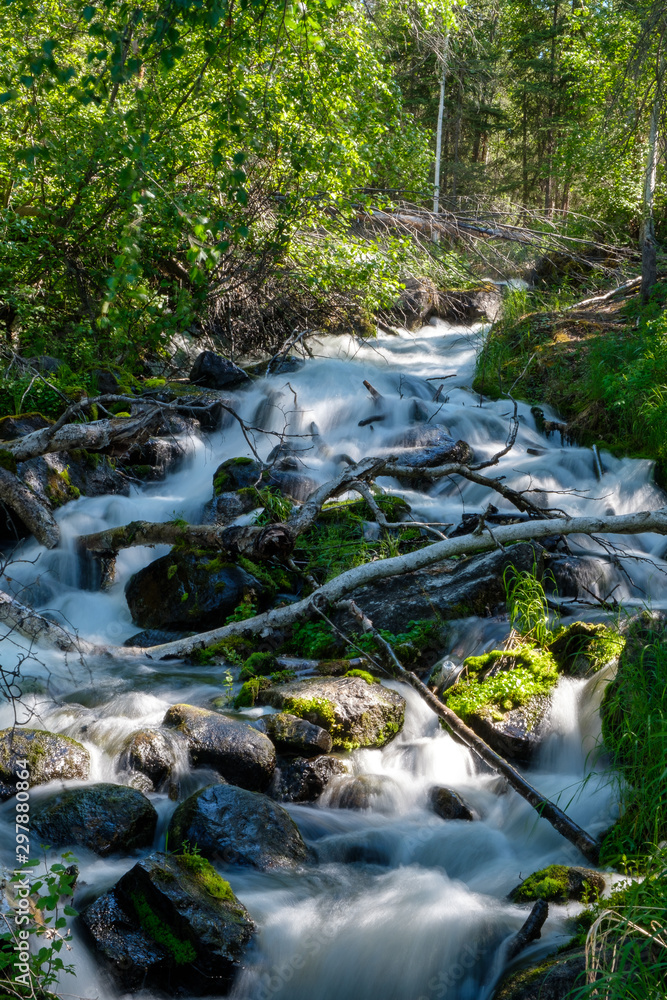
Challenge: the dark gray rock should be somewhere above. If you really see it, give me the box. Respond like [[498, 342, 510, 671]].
[[203, 491, 257, 526], [123, 629, 193, 648], [168, 783, 307, 869], [430, 785, 474, 821], [344, 541, 545, 632], [438, 284, 503, 324], [80, 851, 253, 994], [125, 551, 264, 630], [25, 355, 63, 375], [464, 695, 549, 767], [492, 949, 586, 1000], [212, 457, 262, 494], [254, 713, 333, 757], [268, 755, 347, 803], [190, 351, 249, 390], [123, 437, 187, 481], [31, 783, 157, 856], [385, 426, 473, 468], [0, 728, 90, 801], [164, 704, 275, 791], [391, 277, 440, 329], [118, 729, 182, 792], [328, 773, 402, 812], [257, 676, 406, 750]]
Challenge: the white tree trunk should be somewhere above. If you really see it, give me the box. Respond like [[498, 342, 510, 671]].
[[432, 34, 449, 240], [641, 61, 665, 302]]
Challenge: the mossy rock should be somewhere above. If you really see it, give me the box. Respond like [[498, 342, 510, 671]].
[[443, 647, 558, 764], [0, 727, 90, 800], [254, 712, 333, 758], [81, 850, 253, 993], [548, 622, 624, 677], [510, 865, 605, 904], [212, 456, 262, 495], [168, 783, 308, 869], [492, 948, 586, 1000], [255, 676, 406, 751]]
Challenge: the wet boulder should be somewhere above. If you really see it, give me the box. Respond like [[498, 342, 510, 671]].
[[31, 783, 157, 856], [344, 541, 545, 633], [390, 276, 440, 329], [256, 676, 406, 751], [125, 551, 264, 630], [118, 729, 182, 792], [443, 646, 558, 766], [327, 773, 402, 812], [190, 351, 249, 390], [254, 712, 333, 758], [510, 864, 605, 904], [268, 755, 347, 803], [212, 457, 262, 494], [430, 786, 475, 821], [437, 284, 503, 324], [384, 426, 473, 468], [492, 948, 586, 1000], [168, 783, 307, 869], [164, 704, 275, 791], [0, 728, 90, 801], [123, 437, 186, 481], [123, 629, 193, 648], [80, 851, 253, 994]]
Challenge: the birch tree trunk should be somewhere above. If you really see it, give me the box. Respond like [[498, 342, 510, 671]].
[[432, 33, 449, 242], [640, 62, 664, 303]]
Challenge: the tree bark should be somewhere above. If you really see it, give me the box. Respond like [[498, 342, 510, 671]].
[[5, 507, 667, 664], [640, 64, 664, 303], [0, 468, 59, 549]]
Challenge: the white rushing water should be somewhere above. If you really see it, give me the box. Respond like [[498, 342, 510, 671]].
[[0, 319, 665, 1000]]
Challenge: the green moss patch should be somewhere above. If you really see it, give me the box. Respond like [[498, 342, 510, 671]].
[[175, 854, 235, 902], [549, 622, 624, 676], [240, 651, 277, 680], [345, 669, 377, 684], [445, 647, 559, 722], [130, 889, 197, 964]]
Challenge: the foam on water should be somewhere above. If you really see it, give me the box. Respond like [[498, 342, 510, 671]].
[[0, 318, 662, 999]]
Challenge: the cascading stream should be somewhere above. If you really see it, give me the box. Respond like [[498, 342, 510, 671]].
[[0, 319, 664, 1000]]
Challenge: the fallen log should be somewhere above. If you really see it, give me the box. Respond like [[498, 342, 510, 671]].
[[78, 457, 386, 564], [4, 507, 667, 665], [0, 590, 101, 655], [506, 900, 549, 963], [0, 468, 59, 549], [339, 597, 600, 865]]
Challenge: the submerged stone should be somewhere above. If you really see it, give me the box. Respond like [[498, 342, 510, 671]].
[[81, 850, 253, 994], [31, 782, 157, 856], [164, 703, 275, 791], [430, 786, 475, 821], [0, 727, 90, 801], [328, 773, 402, 812], [168, 783, 307, 869], [492, 948, 586, 1000], [256, 675, 406, 751]]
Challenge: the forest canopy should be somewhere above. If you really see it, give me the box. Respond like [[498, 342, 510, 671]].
[[0, 0, 664, 395]]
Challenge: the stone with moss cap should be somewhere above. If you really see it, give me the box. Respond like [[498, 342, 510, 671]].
[[492, 947, 586, 1000], [125, 550, 264, 630], [164, 703, 275, 791], [0, 727, 90, 801], [81, 850, 253, 994], [510, 864, 605, 904], [444, 647, 559, 765], [168, 783, 308, 869], [254, 675, 405, 751]]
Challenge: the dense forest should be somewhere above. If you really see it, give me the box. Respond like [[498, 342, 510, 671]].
[[1, 2, 667, 1000]]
